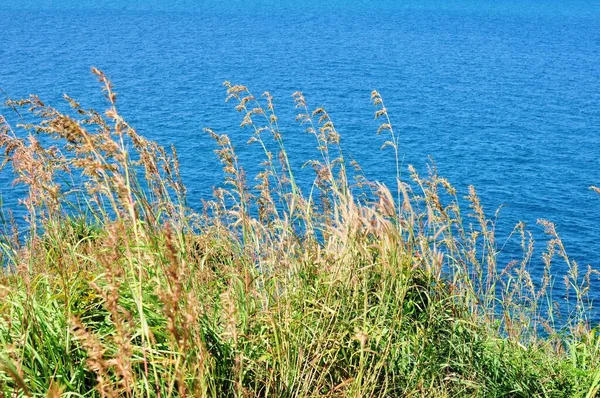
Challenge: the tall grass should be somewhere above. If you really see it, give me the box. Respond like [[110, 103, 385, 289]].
[[0, 70, 599, 397]]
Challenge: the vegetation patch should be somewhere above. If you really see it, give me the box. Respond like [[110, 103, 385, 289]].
[[0, 70, 599, 397]]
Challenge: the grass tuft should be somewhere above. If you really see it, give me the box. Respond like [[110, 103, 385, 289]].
[[0, 70, 598, 397]]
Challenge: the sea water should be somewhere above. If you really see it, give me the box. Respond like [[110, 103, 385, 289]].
[[1, 0, 599, 315]]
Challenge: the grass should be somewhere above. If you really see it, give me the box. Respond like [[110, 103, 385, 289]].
[[0, 69, 599, 397]]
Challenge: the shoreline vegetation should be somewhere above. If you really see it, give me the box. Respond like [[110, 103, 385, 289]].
[[0, 69, 599, 396]]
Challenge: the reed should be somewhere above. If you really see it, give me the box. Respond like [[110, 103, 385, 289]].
[[0, 70, 598, 397]]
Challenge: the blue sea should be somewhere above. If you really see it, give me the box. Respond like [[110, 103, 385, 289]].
[[1, 1, 599, 312]]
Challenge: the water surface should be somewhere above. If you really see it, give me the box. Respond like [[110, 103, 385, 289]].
[[1, 1, 599, 311]]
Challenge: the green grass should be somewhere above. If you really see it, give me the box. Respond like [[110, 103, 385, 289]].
[[0, 70, 599, 397]]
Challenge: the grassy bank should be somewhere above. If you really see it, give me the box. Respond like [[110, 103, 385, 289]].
[[0, 70, 599, 397]]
